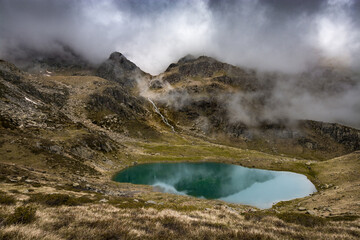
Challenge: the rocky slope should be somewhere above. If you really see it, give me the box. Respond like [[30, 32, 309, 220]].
[[0, 52, 360, 239], [147, 55, 360, 159], [1, 52, 360, 171]]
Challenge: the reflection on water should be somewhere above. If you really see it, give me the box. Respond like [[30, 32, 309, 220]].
[[113, 162, 316, 208]]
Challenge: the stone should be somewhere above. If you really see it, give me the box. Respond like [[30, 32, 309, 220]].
[[96, 52, 144, 88], [298, 207, 306, 211], [146, 200, 156, 204], [99, 198, 108, 203], [149, 79, 164, 89], [226, 206, 236, 212], [49, 145, 62, 154], [72, 183, 80, 187], [306, 210, 315, 215], [324, 207, 332, 212]]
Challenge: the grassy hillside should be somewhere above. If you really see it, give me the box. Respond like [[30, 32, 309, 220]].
[[0, 57, 359, 239]]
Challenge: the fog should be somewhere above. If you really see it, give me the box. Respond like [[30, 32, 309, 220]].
[[224, 72, 360, 128], [0, 0, 359, 128], [1, 0, 360, 74]]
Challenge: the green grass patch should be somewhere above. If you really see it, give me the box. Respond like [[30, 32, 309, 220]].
[[8, 189, 20, 194], [5, 205, 37, 225], [135, 141, 279, 165], [308, 167, 317, 179], [0, 193, 16, 205], [244, 211, 326, 228], [160, 216, 187, 234], [327, 215, 359, 222], [276, 212, 326, 227]]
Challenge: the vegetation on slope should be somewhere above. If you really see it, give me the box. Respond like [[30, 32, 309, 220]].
[[0, 55, 359, 239]]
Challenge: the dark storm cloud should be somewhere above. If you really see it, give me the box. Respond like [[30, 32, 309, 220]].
[[1, 0, 359, 73], [0, 0, 359, 128]]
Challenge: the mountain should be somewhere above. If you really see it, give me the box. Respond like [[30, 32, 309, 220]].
[[149, 55, 360, 160], [0, 53, 359, 239], [96, 52, 150, 87]]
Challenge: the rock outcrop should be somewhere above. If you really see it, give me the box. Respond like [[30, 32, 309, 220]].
[[96, 52, 149, 88], [1, 53, 360, 161], [152, 55, 360, 159]]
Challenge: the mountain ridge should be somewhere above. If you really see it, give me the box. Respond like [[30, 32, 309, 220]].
[[1, 53, 359, 160], [0, 52, 359, 239]]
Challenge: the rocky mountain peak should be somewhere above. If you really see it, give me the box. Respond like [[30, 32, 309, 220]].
[[96, 52, 148, 88], [109, 51, 123, 60], [177, 54, 196, 64], [161, 54, 257, 90], [108, 52, 132, 65]]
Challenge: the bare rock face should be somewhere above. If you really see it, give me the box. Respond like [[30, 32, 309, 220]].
[[302, 120, 360, 152], [96, 52, 148, 88], [162, 55, 259, 90], [0, 60, 71, 130], [155, 55, 360, 158], [149, 79, 164, 89], [1, 53, 360, 162]]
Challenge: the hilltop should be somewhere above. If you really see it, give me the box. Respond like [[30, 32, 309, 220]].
[[0, 53, 359, 239]]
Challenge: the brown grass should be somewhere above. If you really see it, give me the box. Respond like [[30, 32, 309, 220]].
[[0, 203, 359, 240], [4, 205, 37, 225], [0, 192, 16, 205]]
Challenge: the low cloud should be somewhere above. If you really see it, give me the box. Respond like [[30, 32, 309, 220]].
[[225, 71, 360, 128], [1, 0, 360, 74], [1, 0, 359, 128]]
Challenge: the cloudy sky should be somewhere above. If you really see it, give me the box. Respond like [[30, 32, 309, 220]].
[[1, 0, 360, 74]]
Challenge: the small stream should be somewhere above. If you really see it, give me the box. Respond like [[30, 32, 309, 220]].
[[147, 98, 175, 132]]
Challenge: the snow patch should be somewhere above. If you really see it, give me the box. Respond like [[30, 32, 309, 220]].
[[25, 97, 38, 105]]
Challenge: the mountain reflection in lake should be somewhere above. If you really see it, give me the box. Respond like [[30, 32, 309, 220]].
[[114, 162, 316, 208]]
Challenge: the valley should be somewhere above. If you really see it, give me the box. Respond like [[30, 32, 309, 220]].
[[0, 53, 359, 239]]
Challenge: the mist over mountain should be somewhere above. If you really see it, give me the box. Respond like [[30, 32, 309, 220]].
[[0, 0, 359, 129], [1, 0, 360, 74], [2, 2, 360, 238]]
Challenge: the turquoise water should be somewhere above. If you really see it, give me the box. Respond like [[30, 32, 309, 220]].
[[113, 162, 316, 208]]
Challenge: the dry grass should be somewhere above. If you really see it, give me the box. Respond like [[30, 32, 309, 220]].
[[1, 57, 360, 240], [273, 151, 360, 216], [1, 139, 359, 239], [0, 203, 359, 240], [0, 192, 16, 205]]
